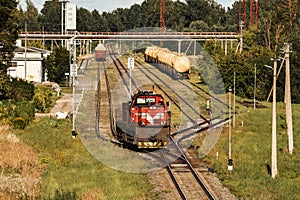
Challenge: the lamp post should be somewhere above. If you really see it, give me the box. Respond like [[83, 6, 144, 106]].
[[265, 58, 278, 178]]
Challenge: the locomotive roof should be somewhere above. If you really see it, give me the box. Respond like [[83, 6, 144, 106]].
[[132, 91, 163, 98]]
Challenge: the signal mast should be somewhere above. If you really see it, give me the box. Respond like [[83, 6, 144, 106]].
[[160, 0, 165, 32], [239, 0, 259, 30]]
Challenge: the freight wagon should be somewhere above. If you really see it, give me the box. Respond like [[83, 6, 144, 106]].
[[145, 46, 191, 79]]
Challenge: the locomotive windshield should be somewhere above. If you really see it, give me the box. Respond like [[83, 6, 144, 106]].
[[135, 97, 156, 105]]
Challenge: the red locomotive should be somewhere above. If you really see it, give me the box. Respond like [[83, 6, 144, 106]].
[[115, 90, 171, 148]]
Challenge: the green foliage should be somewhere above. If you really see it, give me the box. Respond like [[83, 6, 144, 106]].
[[43, 47, 70, 84], [11, 100, 35, 129], [189, 20, 209, 32], [38, 0, 61, 32], [203, 29, 284, 101], [0, 0, 19, 72], [32, 87, 53, 113], [18, 0, 41, 31], [0, 100, 14, 124], [203, 102, 300, 199], [0, 75, 34, 101], [12, 117, 26, 129]]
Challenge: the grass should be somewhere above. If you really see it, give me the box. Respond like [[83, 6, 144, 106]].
[[196, 98, 300, 199], [14, 117, 152, 199]]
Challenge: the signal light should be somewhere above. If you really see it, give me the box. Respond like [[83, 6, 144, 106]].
[[228, 159, 233, 171]]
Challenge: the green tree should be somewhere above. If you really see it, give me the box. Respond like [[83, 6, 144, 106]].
[[90, 9, 109, 32], [38, 0, 61, 32], [140, 0, 160, 27], [0, 0, 19, 73], [77, 7, 93, 31], [19, 0, 41, 31], [44, 47, 69, 84], [165, 0, 186, 31], [204, 29, 274, 100], [189, 20, 209, 32]]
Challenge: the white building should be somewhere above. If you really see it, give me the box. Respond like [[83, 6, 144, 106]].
[[8, 40, 50, 83]]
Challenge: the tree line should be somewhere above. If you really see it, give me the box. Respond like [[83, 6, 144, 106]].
[[17, 0, 300, 102]]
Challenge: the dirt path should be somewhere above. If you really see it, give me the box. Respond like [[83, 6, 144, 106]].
[[35, 93, 73, 118]]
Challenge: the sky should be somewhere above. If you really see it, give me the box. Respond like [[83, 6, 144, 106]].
[[19, 0, 237, 13]]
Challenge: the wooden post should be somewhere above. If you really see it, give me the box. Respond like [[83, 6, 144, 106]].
[[271, 59, 278, 179], [285, 43, 293, 154]]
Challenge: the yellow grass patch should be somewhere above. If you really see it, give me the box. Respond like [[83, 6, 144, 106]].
[[0, 135, 45, 198]]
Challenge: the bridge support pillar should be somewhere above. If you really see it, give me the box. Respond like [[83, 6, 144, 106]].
[[178, 40, 181, 55]]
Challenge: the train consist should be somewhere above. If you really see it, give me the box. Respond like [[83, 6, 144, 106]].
[[115, 90, 171, 148], [144, 46, 191, 79], [95, 43, 106, 61]]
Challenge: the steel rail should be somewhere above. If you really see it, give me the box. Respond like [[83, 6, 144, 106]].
[[170, 137, 216, 200], [162, 150, 188, 200]]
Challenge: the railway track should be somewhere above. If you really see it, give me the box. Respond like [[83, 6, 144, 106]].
[[145, 137, 218, 200], [104, 46, 232, 144], [90, 53, 225, 198], [99, 45, 232, 199]]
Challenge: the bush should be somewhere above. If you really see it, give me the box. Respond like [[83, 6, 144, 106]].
[[0, 100, 14, 124], [33, 88, 53, 113], [12, 117, 26, 129], [11, 100, 35, 129], [2, 77, 34, 101]]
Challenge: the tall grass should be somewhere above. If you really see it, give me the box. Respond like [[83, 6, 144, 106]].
[[200, 100, 300, 199], [15, 117, 152, 199]]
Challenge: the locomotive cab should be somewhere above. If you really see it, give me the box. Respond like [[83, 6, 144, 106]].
[[116, 90, 171, 148], [129, 91, 169, 127]]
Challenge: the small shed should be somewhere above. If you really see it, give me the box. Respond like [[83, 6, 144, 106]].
[[8, 40, 50, 83]]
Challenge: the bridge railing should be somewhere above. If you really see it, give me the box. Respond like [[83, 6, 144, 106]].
[[18, 31, 239, 40]]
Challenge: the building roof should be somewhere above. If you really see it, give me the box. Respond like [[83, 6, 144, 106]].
[[13, 46, 51, 61], [14, 46, 50, 54]]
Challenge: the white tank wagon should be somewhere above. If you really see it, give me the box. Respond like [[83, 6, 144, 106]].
[[144, 46, 191, 79]]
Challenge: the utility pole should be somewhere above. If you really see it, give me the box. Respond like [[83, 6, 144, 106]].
[[25, 22, 27, 81], [285, 43, 293, 154], [271, 59, 278, 178], [233, 71, 236, 127]]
